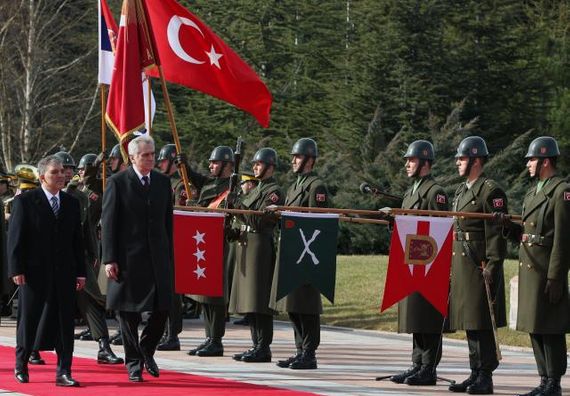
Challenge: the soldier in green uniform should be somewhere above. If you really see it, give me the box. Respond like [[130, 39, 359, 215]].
[[181, 146, 234, 357], [448, 136, 508, 395], [500, 137, 569, 396], [270, 138, 329, 370], [390, 140, 449, 386], [55, 152, 123, 365], [230, 148, 284, 363], [108, 144, 127, 174]]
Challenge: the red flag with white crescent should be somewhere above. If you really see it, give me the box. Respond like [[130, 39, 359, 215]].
[[173, 211, 225, 296], [381, 215, 454, 316], [142, 0, 272, 127]]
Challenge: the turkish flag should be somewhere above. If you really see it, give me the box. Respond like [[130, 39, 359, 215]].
[[105, 0, 155, 159], [381, 215, 454, 316], [173, 210, 225, 296], [142, 0, 272, 127]]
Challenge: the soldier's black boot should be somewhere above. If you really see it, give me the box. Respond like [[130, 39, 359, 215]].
[[289, 350, 317, 370], [390, 364, 421, 384], [187, 338, 211, 356], [449, 370, 478, 392], [466, 371, 493, 395], [241, 346, 272, 363], [97, 337, 124, 364], [542, 377, 562, 396], [233, 345, 257, 361], [516, 376, 547, 396], [157, 336, 181, 351], [404, 365, 437, 386], [196, 338, 223, 357], [28, 351, 45, 365], [276, 351, 302, 368]]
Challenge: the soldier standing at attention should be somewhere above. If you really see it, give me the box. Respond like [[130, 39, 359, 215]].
[[180, 146, 234, 357], [500, 137, 569, 396], [390, 140, 449, 386], [271, 138, 329, 370], [230, 148, 284, 363], [448, 136, 508, 395]]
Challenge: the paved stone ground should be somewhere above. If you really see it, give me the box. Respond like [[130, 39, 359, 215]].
[[0, 317, 568, 395]]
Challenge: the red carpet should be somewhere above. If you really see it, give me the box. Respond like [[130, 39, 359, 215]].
[[0, 346, 315, 395]]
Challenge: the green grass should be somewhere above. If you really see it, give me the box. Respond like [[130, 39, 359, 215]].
[[319, 255, 568, 348]]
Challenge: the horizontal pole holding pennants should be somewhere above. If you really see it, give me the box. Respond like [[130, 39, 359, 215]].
[[382, 207, 522, 222], [267, 205, 388, 218]]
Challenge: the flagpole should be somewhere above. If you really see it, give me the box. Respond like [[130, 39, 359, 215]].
[[100, 84, 107, 191], [136, 0, 192, 200], [146, 75, 152, 135]]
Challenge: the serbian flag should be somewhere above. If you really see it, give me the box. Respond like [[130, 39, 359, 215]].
[[143, 0, 273, 127], [381, 215, 454, 316], [105, 0, 156, 157], [173, 211, 225, 296]]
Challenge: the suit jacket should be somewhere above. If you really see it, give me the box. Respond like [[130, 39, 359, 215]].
[[102, 167, 173, 312], [7, 188, 85, 350]]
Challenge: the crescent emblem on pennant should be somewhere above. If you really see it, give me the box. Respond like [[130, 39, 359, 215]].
[[167, 16, 205, 65]]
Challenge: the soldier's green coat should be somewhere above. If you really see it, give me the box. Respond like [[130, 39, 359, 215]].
[[229, 177, 284, 315], [398, 175, 449, 333], [450, 176, 507, 330], [517, 176, 570, 334], [270, 172, 329, 314]]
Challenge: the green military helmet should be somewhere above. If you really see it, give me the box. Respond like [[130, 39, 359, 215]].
[[109, 144, 122, 159], [291, 138, 318, 158], [525, 136, 560, 158], [455, 136, 489, 158], [252, 147, 278, 166], [209, 146, 234, 162], [404, 140, 435, 161], [78, 153, 98, 170], [158, 144, 177, 161], [54, 151, 76, 168]]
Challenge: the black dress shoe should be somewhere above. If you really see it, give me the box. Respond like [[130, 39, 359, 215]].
[[241, 347, 272, 363], [14, 369, 29, 383], [144, 356, 160, 377], [196, 340, 223, 357], [390, 365, 421, 384], [233, 347, 255, 361], [56, 374, 80, 387], [79, 330, 94, 341], [466, 372, 493, 395], [157, 337, 181, 351], [404, 366, 437, 386], [276, 352, 302, 368], [109, 331, 123, 345], [128, 370, 143, 382], [516, 376, 547, 396], [97, 337, 124, 364], [289, 351, 317, 370], [187, 338, 211, 356], [74, 328, 90, 340], [449, 370, 478, 392], [29, 351, 45, 365]]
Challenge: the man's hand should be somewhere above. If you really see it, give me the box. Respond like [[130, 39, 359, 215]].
[[175, 153, 188, 167], [94, 152, 106, 168], [482, 267, 493, 284], [492, 211, 511, 227], [105, 263, 119, 281], [544, 279, 563, 304], [12, 274, 25, 286], [76, 278, 86, 291]]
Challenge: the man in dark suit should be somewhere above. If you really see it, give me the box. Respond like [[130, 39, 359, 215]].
[[8, 155, 86, 387], [101, 135, 173, 382]]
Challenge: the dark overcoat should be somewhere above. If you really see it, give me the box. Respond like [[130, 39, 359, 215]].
[[517, 176, 570, 334], [229, 177, 284, 314], [450, 176, 507, 330], [8, 188, 85, 350], [398, 175, 449, 333], [101, 167, 173, 312], [270, 172, 329, 314]]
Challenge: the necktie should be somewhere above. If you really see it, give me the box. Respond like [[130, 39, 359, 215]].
[[50, 196, 59, 217], [142, 176, 149, 189]]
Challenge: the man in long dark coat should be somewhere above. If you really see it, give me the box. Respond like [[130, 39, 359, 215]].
[[102, 135, 173, 382], [8, 155, 85, 386], [389, 140, 449, 386]]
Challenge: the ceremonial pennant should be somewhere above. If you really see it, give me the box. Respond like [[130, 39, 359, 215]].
[[381, 215, 454, 316], [173, 210, 224, 296], [276, 212, 339, 304]]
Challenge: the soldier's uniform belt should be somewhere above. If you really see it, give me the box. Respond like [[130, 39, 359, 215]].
[[521, 233, 553, 246], [453, 231, 484, 241], [240, 224, 272, 235]]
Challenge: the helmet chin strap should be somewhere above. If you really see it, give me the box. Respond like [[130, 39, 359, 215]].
[[294, 156, 310, 175], [412, 159, 426, 178], [214, 162, 230, 178], [531, 158, 544, 180], [465, 157, 476, 178]]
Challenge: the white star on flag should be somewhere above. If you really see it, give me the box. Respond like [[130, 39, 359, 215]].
[[205, 45, 223, 69], [193, 248, 205, 262], [193, 230, 206, 245], [193, 264, 206, 279]]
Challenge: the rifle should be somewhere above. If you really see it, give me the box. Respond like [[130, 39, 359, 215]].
[[225, 137, 244, 209]]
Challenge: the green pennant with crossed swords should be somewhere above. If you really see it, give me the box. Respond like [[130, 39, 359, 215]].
[[276, 212, 339, 304]]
